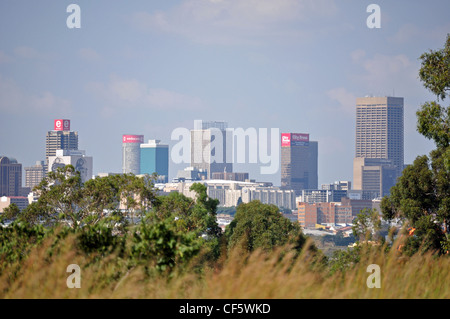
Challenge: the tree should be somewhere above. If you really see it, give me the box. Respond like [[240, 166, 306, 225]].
[[381, 34, 450, 255], [225, 200, 308, 253], [7, 167, 159, 230], [352, 208, 382, 242]]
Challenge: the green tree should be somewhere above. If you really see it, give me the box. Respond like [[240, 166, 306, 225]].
[[225, 200, 308, 253], [381, 34, 450, 255], [352, 208, 382, 242], [8, 167, 158, 230]]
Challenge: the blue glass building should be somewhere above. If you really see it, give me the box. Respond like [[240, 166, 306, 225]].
[[140, 140, 169, 183]]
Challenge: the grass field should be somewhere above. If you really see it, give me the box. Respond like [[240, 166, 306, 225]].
[[1, 234, 448, 299]]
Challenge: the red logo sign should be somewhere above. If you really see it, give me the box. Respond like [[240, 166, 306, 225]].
[[281, 133, 291, 147], [122, 135, 144, 143], [54, 119, 70, 131]]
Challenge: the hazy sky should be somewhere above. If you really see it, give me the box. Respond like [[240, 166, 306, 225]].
[[1, 0, 449, 186]]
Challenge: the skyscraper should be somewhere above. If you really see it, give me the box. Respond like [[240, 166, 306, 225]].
[[140, 139, 169, 183], [280, 133, 318, 195], [0, 156, 22, 197], [122, 134, 144, 174], [45, 119, 78, 172], [353, 96, 404, 197], [190, 120, 232, 179]]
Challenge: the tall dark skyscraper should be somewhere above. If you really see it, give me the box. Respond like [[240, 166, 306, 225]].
[[0, 156, 22, 197], [280, 133, 318, 195], [353, 96, 404, 197], [45, 119, 78, 171]]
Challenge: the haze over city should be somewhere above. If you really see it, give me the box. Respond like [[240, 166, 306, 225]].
[[1, 1, 449, 186]]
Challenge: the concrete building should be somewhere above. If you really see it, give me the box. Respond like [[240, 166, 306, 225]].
[[173, 180, 296, 210], [48, 149, 93, 183], [190, 120, 232, 179], [341, 197, 376, 217], [322, 181, 351, 191], [211, 172, 250, 182], [0, 156, 22, 197], [298, 202, 353, 229], [24, 160, 46, 189], [281, 133, 318, 195], [353, 157, 397, 198], [0, 196, 29, 213], [299, 189, 348, 204], [140, 139, 169, 183], [46, 119, 78, 171], [174, 167, 207, 182], [122, 134, 144, 175], [354, 96, 404, 193]]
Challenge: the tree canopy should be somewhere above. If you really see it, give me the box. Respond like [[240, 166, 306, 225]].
[[381, 34, 450, 255]]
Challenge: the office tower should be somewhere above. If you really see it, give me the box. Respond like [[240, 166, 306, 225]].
[[353, 96, 404, 198], [140, 139, 169, 183], [280, 133, 318, 195], [45, 119, 78, 171], [122, 134, 144, 174], [355, 96, 404, 177], [48, 150, 93, 183], [353, 157, 397, 198], [0, 156, 22, 197], [190, 120, 232, 179], [24, 161, 46, 189]]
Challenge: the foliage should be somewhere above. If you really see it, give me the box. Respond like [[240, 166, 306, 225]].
[[225, 200, 308, 254], [0, 221, 47, 275], [352, 208, 382, 242], [381, 34, 450, 256], [130, 215, 202, 273]]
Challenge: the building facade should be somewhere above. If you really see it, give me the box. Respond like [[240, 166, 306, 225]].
[[281, 133, 318, 195], [48, 150, 93, 183], [353, 157, 397, 198], [45, 119, 78, 171], [298, 202, 354, 229], [172, 180, 296, 210], [211, 172, 250, 182], [299, 189, 348, 204], [24, 160, 46, 189], [190, 120, 232, 179], [354, 96, 404, 186], [122, 134, 144, 175], [140, 139, 169, 183], [0, 156, 22, 197]]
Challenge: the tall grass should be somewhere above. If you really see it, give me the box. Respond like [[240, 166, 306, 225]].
[[1, 235, 449, 299]]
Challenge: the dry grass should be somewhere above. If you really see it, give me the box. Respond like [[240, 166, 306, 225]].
[[1, 236, 449, 299]]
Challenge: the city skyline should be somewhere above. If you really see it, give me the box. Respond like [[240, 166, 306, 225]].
[[1, 1, 449, 186]]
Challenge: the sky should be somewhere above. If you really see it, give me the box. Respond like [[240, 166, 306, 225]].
[[0, 0, 449, 186]]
